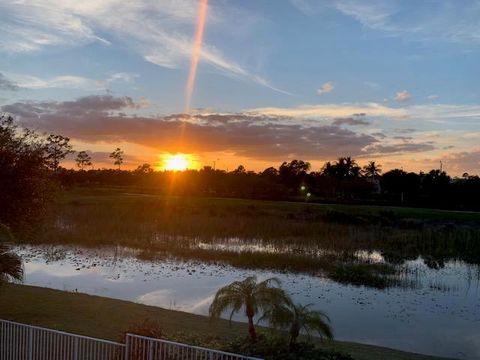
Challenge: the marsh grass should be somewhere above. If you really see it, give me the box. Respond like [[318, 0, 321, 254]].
[[25, 188, 480, 288]]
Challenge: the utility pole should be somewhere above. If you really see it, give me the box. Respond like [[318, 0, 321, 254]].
[[440, 161, 443, 172]]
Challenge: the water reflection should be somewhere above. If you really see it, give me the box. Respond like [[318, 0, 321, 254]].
[[15, 244, 480, 360]]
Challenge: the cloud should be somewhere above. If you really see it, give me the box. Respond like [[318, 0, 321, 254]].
[[289, 0, 322, 15], [407, 104, 480, 121], [4, 72, 138, 91], [334, 1, 393, 30], [317, 82, 334, 95], [332, 0, 480, 45], [0, 73, 18, 91], [2, 95, 140, 118], [427, 94, 439, 100], [392, 135, 413, 141], [438, 149, 480, 175], [364, 142, 435, 155], [0, 0, 287, 94], [332, 117, 369, 126], [2, 95, 381, 160], [107, 73, 139, 83], [250, 103, 407, 119], [10, 74, 103, 90], [16, 95, 480, 166], [394, 128, 416, 134], [395, 90, 411, 102]]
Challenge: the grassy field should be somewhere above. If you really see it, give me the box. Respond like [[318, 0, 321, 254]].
[[22, 187, 479, 288], [62, 187, 480, 222], [0, 284, 450, 360]]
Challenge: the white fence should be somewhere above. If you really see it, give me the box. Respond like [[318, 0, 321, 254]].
[[0, 319, 262, 360], [126, 334, 263, 360], [0, 319, 125, 360]]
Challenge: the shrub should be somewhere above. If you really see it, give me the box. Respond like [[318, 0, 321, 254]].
[[226, 333, 354, 360]]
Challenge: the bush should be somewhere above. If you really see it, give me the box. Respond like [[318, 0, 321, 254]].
[[226, 333, 354, 360]]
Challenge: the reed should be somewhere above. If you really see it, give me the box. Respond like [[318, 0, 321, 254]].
[[24, 188, 480, 288]]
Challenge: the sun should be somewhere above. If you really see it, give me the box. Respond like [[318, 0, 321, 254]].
[[164, 154, 190, 171]]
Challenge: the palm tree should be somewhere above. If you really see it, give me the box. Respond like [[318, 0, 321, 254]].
[[209, 276, 287, 342], [0, 224, 23, 285], [262, 297, 333, 347], [363, 161, 382, 180]]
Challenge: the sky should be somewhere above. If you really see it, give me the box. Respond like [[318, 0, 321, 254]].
[[0, 0, 479, 175]]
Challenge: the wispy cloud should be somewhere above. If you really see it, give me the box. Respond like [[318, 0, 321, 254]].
[[107, 73, 139, 83], [334, 0, 393, 30], [4, 72, 137, 91], [332, 117, 369, 127], [0, 0, 287, 94], [250, 103, 407, 119], [407, 104, 480, 121], [10, 74, 103, 90], [251, 102, 480, 125], [317, 82, 334, 95], [332, 0, 480, 45], [395, 90, 411, 102], [289, 0, 323, 16], [0, 73, 18, 91]]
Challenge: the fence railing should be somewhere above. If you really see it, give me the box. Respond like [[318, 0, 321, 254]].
[[0, 319, 125, 360], [0, 319, 262, 360], [125, 334, 263, 360]]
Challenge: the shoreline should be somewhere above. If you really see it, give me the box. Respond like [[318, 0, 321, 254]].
[[0, 283, 452, 360]]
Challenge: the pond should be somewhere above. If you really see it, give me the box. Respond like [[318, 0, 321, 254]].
[[15, 244, 480, 360]]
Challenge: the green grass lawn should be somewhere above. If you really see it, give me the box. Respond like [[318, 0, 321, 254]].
[[0, 284, 451, 360]]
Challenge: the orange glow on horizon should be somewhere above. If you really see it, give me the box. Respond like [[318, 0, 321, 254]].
[[185, 0, 208, 113]]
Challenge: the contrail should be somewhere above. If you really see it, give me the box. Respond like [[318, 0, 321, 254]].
[[185, 0, 208, 113]]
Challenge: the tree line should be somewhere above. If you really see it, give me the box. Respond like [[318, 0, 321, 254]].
[[2, 114, 480, 237], [59, 156, 480, 211]]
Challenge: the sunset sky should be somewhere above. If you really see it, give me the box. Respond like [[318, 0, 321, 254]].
[[0, 0, 479, 175]]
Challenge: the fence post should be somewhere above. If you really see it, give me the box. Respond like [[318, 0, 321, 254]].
[[148, 340, 154, 360], [27, 326, 33, 360], [73, 337, 79, 360], [124, 334, 130, 360]]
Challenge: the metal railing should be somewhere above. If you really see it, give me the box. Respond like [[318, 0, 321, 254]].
[[125, 334, 263, 360], [0, 319, 262, 360], [0, 319, 125, 360]]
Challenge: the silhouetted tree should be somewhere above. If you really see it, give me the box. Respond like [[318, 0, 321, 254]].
[[209, 276, 287, 342], [323, 157, 360, 179], [363, 161, 382, 180], [0, 115, 58, 232], [109, 148, 124, 169], [279, 160, 310, 189], [261, 167, 279, 178], [381, 169, 421, 204], [75, 151, 92, 170], [45, 134, 73, 171], [261, 298, 333, 347], [233, 165, 246, 174], [134, 163, 153, 174]]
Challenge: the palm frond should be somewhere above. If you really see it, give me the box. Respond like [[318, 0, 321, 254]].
[[303, 311, 333, 340], [0, 244, 23, 283]]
